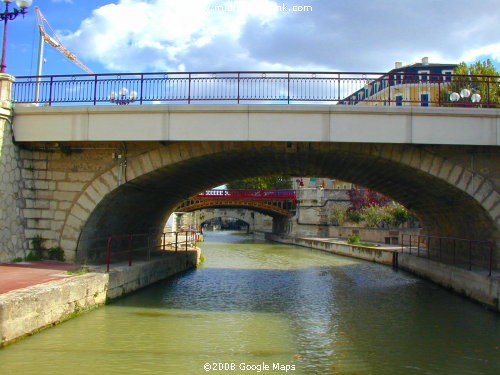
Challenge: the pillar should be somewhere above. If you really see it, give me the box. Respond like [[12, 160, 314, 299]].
[[0, 73, 28, 261]]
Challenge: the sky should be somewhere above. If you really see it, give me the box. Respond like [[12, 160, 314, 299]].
[[4, 0, 500, 77]]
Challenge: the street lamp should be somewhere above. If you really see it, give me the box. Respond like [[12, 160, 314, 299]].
[[110, 88, 138, 105], [1, 0, 32, 73], [449, 88, 481, 106]]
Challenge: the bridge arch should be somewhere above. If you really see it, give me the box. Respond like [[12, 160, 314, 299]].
[[190, 208, 273, 231], [63, 141, 498, 264], [176, 199, 293, 218]]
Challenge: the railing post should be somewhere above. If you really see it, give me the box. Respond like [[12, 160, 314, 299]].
[[337, 73, 341, 101], [287, 73, 290, 104], [437, 80, 441, 107], [93, 74, 98, 105], [162, 232, 166, 251], [387, 74, 391, 106], [106, 236, 112, 273], [188, 73, 191, 104], [185, 231, 188, 251], [237, 72, 240, 104], [175, 231, 178, 252], [48, 76, 54, 106], [139, 73, 144, 105], [486, 77, 491, 108]]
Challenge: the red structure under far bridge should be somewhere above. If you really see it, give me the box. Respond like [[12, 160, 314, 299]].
[[176, 189, 297, 217]]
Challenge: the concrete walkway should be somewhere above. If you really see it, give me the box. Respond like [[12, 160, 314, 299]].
[[0, 261, 80, 294]]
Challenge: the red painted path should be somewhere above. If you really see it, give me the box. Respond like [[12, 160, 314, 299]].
[[0, 261, 80, 294]]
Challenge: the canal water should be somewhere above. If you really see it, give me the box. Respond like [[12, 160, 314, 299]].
[[0, 231, 498, 375]]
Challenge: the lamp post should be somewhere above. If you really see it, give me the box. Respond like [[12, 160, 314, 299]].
[[449, 88, 481, 107], [1, 0, 32, 73], [110, 88, 138, 105]]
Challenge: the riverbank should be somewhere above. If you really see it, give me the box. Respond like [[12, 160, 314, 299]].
[[267, 234, 499, 311], [0, 250, 199, 346]]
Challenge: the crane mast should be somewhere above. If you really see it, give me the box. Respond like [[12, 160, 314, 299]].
[[35, 6, 94, 74]]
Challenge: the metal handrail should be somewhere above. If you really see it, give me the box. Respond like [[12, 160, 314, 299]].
[[105, 230, 200, 272], [11, 71, 499, 107], [400, 234, 494, 276]]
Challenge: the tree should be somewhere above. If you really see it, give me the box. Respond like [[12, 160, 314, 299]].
[[227, 176, 292, 189], [442, 59, 499, 107], [331, 205, 348, 226], [360, 206, 385, 228], [347, 187, 391, 211]]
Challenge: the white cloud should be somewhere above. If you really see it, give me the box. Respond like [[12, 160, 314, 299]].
[[461, 43, 500, 63], [63, 0, 283, 72], [62, 0, 500, 73]]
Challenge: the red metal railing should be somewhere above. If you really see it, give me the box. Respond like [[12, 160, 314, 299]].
[[11, 71, 499, 107], [197, 189, 296, 200], [105, 233, 149, 272], [400, 234, 494, 276]]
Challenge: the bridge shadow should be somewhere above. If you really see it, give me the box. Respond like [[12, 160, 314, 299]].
[[107, 263, 499, 373]]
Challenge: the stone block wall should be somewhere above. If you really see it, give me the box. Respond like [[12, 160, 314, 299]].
[[0, 251, 199, 346], [0, 74, 29, 262]]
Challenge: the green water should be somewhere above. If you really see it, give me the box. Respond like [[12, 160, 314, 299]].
[[1, 231, 498, 374]]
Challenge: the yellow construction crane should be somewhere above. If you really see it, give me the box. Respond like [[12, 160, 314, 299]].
[[35, 6, 94, 74]]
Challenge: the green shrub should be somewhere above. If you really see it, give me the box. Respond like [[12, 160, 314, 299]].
[[331, 205, 348, 226], [25, 250, 42, 262], [347, 233, 361, 244], [347, 210, 362, 224], [31, 235, 45, 258], [346, 233, 378, 247], [48, 247, 65, 261]]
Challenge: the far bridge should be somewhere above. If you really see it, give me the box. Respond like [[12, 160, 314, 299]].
[[175, 189, 296, 217]]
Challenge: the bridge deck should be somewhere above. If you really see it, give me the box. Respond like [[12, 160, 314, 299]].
[[12, 105, 500, 145]]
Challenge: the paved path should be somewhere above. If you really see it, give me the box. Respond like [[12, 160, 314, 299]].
[[0, 261, 80, 294]]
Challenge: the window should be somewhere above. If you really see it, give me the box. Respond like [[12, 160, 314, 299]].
[[418, 70, 430, 82], [420, 93, 429, 107], [394, 73, 403, 85], [442, 70, 453, 82], [395, 95, 403, 106]]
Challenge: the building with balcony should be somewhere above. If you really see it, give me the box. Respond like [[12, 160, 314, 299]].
[[340, 58, 457, 106]]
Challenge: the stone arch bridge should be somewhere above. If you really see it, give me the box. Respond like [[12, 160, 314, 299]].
[[0, 83, 498, 267], [178, 208, 274, 234]]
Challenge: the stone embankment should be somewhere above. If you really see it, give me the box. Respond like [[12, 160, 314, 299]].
[[267, 234, 499, 311], [0, 250, 199, 346], [267, 233, 398, 266]]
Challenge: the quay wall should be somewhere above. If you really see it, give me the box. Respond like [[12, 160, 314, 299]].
[[268, 234, 499, 311], [0, 251, 199, 346], [398, 253, 499, 311], [267, 233, 397, 266]]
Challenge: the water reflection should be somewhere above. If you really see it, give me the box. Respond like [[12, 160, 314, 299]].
[[0, 231, 498, 375]]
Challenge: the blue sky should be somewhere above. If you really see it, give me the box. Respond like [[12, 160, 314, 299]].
[[4, 0, 500, 77]]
